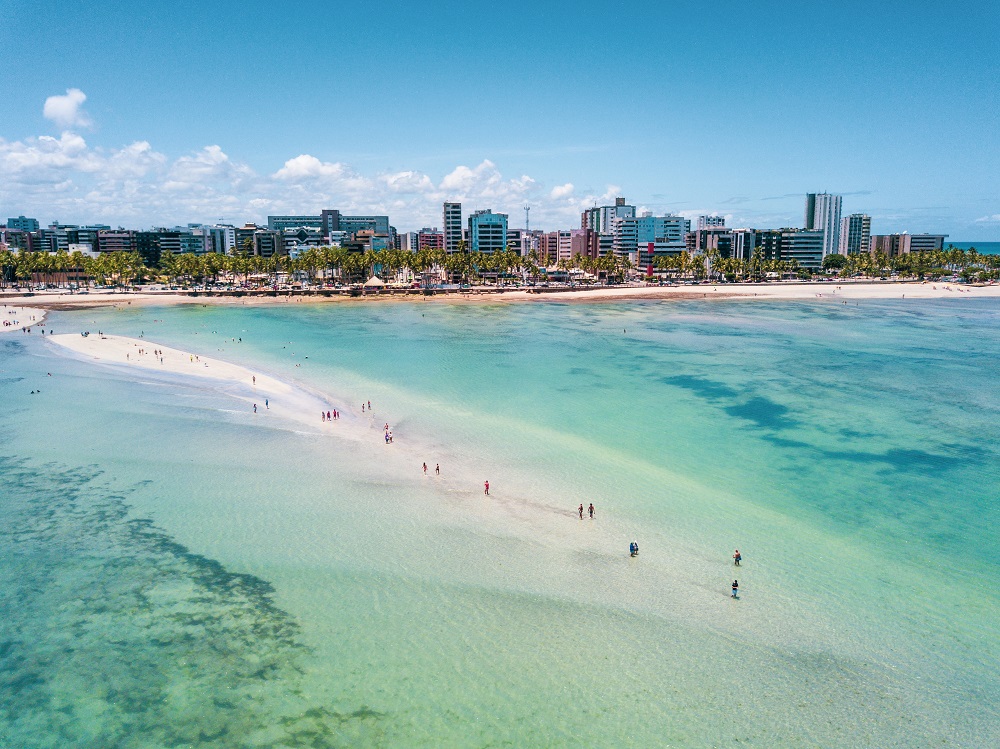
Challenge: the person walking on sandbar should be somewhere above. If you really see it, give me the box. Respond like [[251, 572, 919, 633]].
[[733, 549, 741, 566], [578, 504, 584, 519], [484, 480, 490, 495], [731, 580, 739, 598], [588, 503, 595, 519]]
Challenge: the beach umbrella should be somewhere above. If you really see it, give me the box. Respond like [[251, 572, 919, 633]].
[[363, 276, 385, 287]]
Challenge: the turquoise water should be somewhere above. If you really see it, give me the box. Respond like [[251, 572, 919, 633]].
[[2, 297, 998, 747], [949, 241, 1000, 254]]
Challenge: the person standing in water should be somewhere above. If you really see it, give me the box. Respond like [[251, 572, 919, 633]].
[[588, 503, 595, 519], [733, 549, 741, 566], [731, 580, 739, 598]]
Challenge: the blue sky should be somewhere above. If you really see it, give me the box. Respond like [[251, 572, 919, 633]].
[[1, 0, 998, 237]]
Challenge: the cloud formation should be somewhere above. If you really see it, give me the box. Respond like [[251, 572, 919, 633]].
[[43, 88, 91, 129]]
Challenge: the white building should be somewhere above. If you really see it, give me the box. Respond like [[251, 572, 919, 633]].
[[805, 193, 842, 259], [838, 214, 871, 255]]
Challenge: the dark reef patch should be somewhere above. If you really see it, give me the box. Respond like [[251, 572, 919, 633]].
[[0, 455, 386, 748]]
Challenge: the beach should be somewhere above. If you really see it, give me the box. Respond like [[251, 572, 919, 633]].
[[1, 279, 998, 314], [0, 304, 47, 331], [3, 296, 998, 747]]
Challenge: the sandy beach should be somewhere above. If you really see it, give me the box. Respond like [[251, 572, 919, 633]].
[[46, 332, 362, 438], [2, 280, 997, 312], [0, 304, 47, 332]]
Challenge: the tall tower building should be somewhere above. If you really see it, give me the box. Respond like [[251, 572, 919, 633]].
[[443, 202, 463, 253], [467, 209, 508, 253], [805, 193, 842, 258], [838, 214, 871, 255], [698, 215, 725, 230]]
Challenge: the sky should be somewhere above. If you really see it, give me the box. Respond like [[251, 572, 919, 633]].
[[1, 0, 998, 238]]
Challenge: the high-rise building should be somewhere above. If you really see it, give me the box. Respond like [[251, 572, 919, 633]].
[[467, 209, 508, 254], [443, 202, 463, 253], [616, 214, 689, 258], [781, 228, 825, 269], [417, 228, 445, 251], [7, 216, 40, 231], [869, 234, 948, 256], [697, 215, 725, 230], [805, 192, 842, 258], [838, 214, 871, 255], [267, 215, 322, 231], [582, 197, 636, 235]]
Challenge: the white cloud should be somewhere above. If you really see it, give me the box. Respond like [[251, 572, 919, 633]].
[[43, 88, 91, 129], [550, 183, 574, 200], [974, 214, 1000, 223], [380, 170, 435, 194], [1, 126, 604, 231]]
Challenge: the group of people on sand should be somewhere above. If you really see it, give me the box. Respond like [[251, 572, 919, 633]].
[[577, 503, 595, 519], [322, 410, 339, 422], [421, 462, 441, 476]]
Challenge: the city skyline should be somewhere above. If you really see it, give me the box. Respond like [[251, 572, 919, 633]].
[[2, 0, 998, 238]]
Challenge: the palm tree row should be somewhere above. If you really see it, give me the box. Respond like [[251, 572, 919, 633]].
[[2, 244, 997, 290]]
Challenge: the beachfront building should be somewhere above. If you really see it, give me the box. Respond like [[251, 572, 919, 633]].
[[571, 228, 600, 261], [6, 216, 40, 231], [805, 192, 842, 259], [539, 230, 572, 265], [267, 215, 323, 231], [417, 228, 445, 251], [468, 209, 508, 253], [686, 227, 733, 257], [206, 225, 236, 255], [443, 202, 463, 253], [581, 197, 636, 235], [317, 210, 394, 246], [505, 228, 542, 257], [780, 228, 825, 269], [839, 214, 871, 255], [869, 233, 948, 256], [399, 232, 418, 252], [697, 215, 725, 230], [618, 214, 689, 265]]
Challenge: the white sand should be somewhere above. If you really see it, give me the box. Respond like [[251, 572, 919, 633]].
[[2, 280, 998, 312], [0, 305, 47, 332], [496, 280, 1000, 303], [46, 333, 362, 438]]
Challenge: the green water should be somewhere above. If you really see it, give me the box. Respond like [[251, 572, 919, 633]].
[[1, 298, 998, 746]]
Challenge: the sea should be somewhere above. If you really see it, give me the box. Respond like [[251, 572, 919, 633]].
[[949, 241, 1000, 254], [2, 297, 998, 747]]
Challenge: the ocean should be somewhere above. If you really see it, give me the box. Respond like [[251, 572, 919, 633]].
[[2, 297, 998, 747], [949, 241, 1000, 254]]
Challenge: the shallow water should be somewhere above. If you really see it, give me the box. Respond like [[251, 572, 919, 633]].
[[1, 297, 998, 747]]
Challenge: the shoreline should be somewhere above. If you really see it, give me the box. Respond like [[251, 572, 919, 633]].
[[1, 279, 998, 311], [45, 332, 369, 441], [1, 304, 47, 332]]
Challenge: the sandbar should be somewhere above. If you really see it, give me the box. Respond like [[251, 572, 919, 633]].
[[1, 304, 47, 332], [45, 333, 359, 438]]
